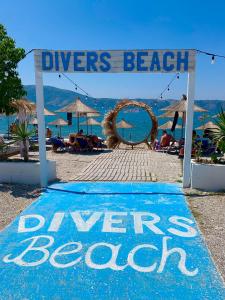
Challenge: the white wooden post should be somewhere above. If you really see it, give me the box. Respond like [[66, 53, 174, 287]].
[[35, 66, 48, 188], [183, 71, 196, 188]]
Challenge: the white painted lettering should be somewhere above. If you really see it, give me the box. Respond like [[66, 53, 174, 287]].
[[70, 212, 102, 232], [50, 242, 82, 268], [18, 214, 45, 233], [102, 212, 127, 233], [3, 235, 54, 267], [128, 244, 158, 272], [48, 212, 65, 232], [131, 212, 164, 235], [168, 216, 197, 238], [157, 236, 198, 276], [85, 242, 127, 271]]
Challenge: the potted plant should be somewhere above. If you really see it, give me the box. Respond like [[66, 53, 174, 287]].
[[0, 121, 57, 185], [191, 108, 225, 191]]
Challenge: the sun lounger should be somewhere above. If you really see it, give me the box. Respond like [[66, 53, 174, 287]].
[[49, 137, 66, 152], [76, 137, 93, 151]]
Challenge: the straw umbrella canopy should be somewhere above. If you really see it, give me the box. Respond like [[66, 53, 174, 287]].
[[116, 119, 133, 129], [80, 118, 101, 135], [48, 118, 68, 137], [116, 119, 133, 139], [158, 121, 182, 130], [86, 112, 101, 117], [10, 99, 35, 122], [161, 97, 207, 113], [158, 111, 182, 118], [160, 95, 207, 137], [196, 121, 219, 130], [57, 97, 99, 132], [29, 117, 38, 125], [30, 104, 55, 116], [10, 98, 55, 117]]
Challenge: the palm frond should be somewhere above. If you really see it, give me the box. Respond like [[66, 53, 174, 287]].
[[12, 123, 35, 142], [212, 107, 225, 153]]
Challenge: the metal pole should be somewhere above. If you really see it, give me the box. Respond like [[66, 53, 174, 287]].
[[35, 64, 47, 188], [183, 71, 196, 188]]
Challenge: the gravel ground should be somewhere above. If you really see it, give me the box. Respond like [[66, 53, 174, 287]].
[[0, 149, 225, 281], [0, 183, 41, 230], [187, 189, 225, 281]]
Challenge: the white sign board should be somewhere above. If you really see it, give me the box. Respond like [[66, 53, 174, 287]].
[[34, 49, 196, 73]]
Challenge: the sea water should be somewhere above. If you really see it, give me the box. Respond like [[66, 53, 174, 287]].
[[0, 105, 217, 142]]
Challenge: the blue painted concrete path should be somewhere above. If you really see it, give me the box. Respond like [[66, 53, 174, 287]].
[[0, 182, 224, 299]]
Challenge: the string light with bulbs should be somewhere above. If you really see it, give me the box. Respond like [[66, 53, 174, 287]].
[[58, 73, 91, 99], [196, 49, 225, 65], [157, 73, 180, 100]]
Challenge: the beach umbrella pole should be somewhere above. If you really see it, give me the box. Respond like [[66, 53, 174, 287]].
[[86, 115, 88, 135], [77, 113, 80, 132], [7, 115, 10, 139]]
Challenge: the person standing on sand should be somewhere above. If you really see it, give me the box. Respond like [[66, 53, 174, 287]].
[[46, 127, 52, 138]]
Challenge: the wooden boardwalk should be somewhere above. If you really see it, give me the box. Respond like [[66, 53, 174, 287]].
[[73, 149, 182, 182]]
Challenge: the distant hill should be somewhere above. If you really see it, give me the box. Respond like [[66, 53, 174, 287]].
[[24, 85, 225, 115]]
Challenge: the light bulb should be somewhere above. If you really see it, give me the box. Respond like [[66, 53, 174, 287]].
[[211, 55, 215, 64]]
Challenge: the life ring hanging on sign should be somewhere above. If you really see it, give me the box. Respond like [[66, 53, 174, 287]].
[[102, 99, 158, 149]]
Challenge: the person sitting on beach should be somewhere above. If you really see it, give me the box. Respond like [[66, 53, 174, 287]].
[[46, 127, 52, 138], [76, 129, 84, 137], [0, 136, 4, 145], [160, 130, 173, 147], [10, 122, 17, 134]]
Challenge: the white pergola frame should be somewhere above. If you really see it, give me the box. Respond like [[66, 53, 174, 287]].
[[34, 49, 195, 188]]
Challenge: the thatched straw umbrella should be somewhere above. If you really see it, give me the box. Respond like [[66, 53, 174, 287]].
[[116, 119, 133, 139], [80, 118, 101, 135], [196, 121, 219, 131], [48, 118, 68, 137], [29, 118, 38, 125], [10, 99, 35, 123], [161, 95, 207, 113], [57, 97, 99, 132], [158, 120, 182, 138], [11, 98, 55, 120], [158, 121, 182, 130], [86, 112, 101, 117], [160, 95, 207, 137], [116, 119, 133, 129], [158, 111, 182, 118]]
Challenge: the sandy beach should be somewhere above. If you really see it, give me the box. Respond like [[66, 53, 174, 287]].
[[0, 147, 225, 281]]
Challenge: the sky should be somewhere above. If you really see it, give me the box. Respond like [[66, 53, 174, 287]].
[[1, 0, 225, 100]]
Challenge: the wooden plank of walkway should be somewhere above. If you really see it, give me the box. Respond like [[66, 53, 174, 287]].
[[74, 149, 182, 182]]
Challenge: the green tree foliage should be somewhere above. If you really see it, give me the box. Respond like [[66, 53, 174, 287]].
[[213, 108, 225, 153], [0, 24, 26, 115]]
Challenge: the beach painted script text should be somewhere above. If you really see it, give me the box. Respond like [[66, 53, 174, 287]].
[[3, 211, 199, 276]]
